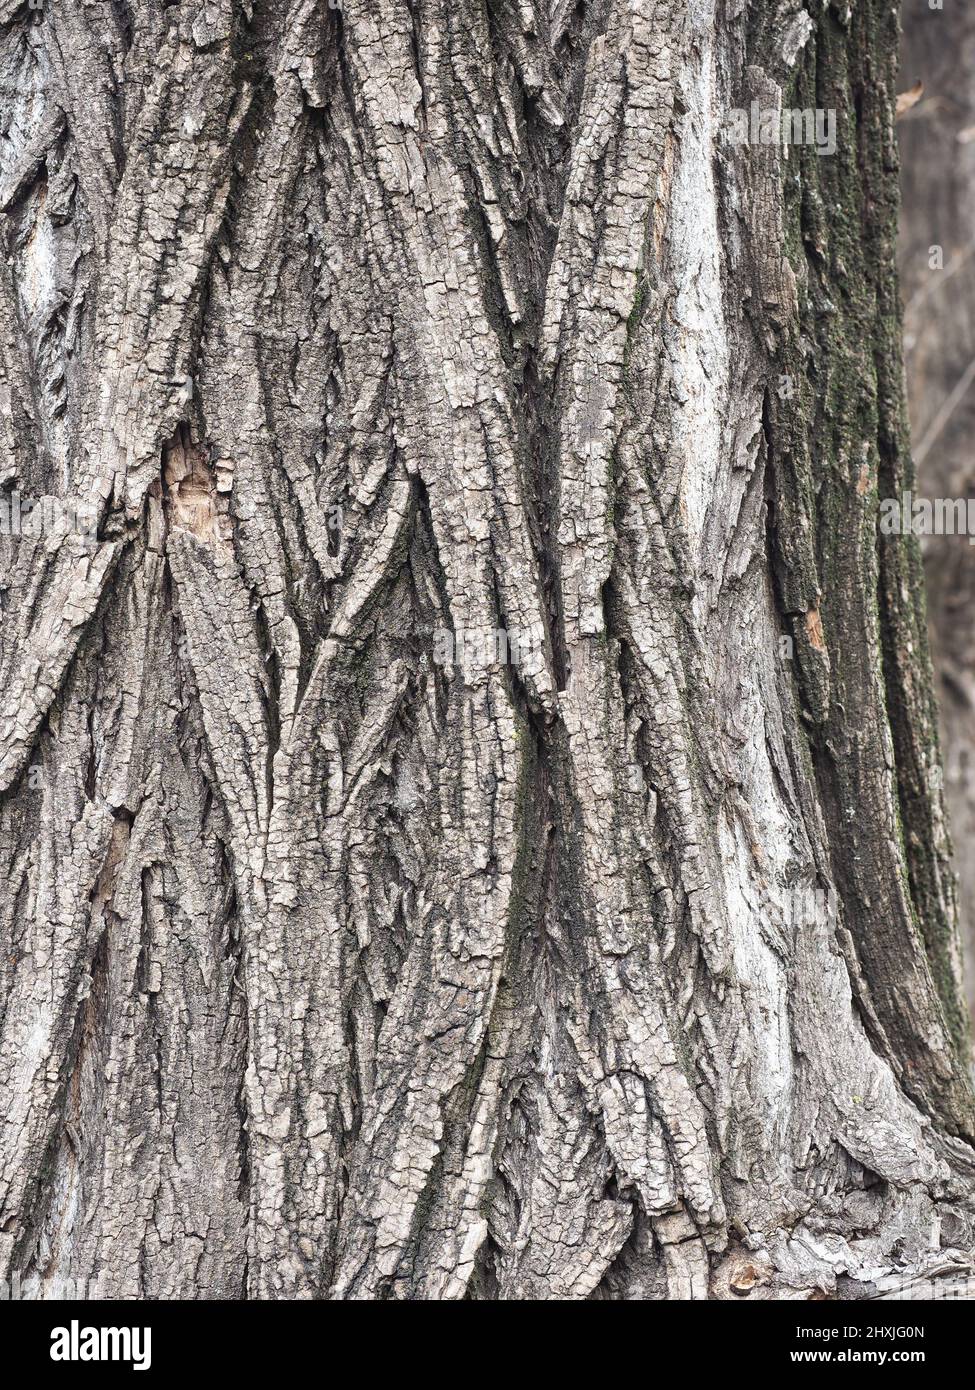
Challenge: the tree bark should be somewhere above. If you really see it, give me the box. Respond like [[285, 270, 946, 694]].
[[0, 0, 973, 1301], [899, 0, 975, 1023]]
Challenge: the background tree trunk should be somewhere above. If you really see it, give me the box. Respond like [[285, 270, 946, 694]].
[[0, 0, 972, 1301], [899, 0, 975, 1024]]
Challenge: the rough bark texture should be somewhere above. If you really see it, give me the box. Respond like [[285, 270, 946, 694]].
[[0, 0, 973, 1301], [899, 0, 975, 1022]]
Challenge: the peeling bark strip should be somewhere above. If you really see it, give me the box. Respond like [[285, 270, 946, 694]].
[[0, 0, 972, 1302]]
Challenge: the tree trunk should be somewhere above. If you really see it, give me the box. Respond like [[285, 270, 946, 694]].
[[899, 0, 975, 1023], [0, 0, 972, 1302]]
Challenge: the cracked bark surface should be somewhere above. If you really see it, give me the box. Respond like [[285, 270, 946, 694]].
[[0, 0, 973, 1300]]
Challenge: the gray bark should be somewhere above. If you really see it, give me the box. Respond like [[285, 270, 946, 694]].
[[0, 0, 972, 1301]]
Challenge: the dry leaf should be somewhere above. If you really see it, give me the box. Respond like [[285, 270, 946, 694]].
[[896, 81, 924, 118]]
